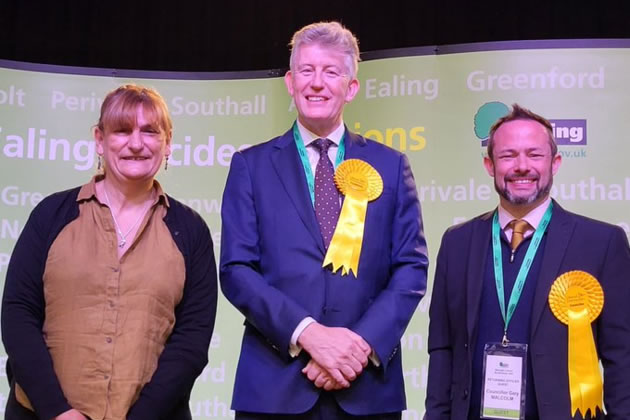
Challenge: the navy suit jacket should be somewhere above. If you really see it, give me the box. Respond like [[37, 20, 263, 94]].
[[425, 202, 630, 420], [220, 127, 428, 415]]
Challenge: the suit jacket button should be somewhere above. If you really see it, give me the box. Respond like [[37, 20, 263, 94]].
[[463, 389, 469, 399], [464, 343, 468, 348]]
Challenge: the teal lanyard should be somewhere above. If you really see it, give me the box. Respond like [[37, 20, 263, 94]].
[[492, 202, 553, 345], [292, 122, 346, 206]]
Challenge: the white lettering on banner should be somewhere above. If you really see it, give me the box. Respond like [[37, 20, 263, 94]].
[[467, 66, 605, 91], [0, 126, 95, 170], [552, 122, 584, 143], [212, 230, 221, 246], [210, 333, 221, 348], [420, 178, 630, 203], [365, 75, 439, 100], [402, 409, 421, 420], [50, 90, 102, 112], [0, 85, 26, 107], [401, 333, 424, 350], [197, 361, 225, 383], [0, 392, 7, 414], [1, 186, 44, 207], [169, 136, 251, 168], [171, 95, 266, 116], [0, 126, 248, 170], [417, 294, 430, 313], [0, 253, 10, 273], [404, 364, 428, 389], [0, 355, 6, 377], [180, 198, 221, 214], [550, 177, 630, 201], [418, 179, 492, 202], [0, 219, 20, 240], [189, 396, 234, 418]]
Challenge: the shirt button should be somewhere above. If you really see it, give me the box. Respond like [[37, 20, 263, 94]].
[[106, 337, 112, 343], [109, 301, 115, 308], [104, 375, 110, 379]]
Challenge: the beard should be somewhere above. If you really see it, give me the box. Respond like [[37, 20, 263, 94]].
[[494, 170, 553, 206]]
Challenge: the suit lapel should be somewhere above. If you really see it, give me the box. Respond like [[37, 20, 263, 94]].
[[530, 202, 575, 336], [467, 211, 494, 342], [271, 129, 324, 252], [343, 129, 367, 160]]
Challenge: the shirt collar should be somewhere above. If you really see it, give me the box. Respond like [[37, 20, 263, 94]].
[[78, 175, 169, 207], [498, 197, 552, 231], [296, 120, 345, 147]]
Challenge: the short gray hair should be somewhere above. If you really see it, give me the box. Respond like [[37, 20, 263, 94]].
[[289, 21, 360, 78]]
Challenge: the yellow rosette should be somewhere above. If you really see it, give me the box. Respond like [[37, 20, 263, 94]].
[[323, 159, 383, 277], [548, 270, 604, 418]]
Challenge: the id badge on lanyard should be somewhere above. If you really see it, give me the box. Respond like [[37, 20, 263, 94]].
[[481, 342, 527, 419]]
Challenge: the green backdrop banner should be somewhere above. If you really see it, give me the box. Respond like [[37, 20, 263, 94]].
[[1, 41, 629, 419]]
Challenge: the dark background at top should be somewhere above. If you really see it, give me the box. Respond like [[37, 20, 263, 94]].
[[1, 1, 630, 73]]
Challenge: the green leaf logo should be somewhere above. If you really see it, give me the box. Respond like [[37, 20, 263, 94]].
[[473, 102, 510, 142]]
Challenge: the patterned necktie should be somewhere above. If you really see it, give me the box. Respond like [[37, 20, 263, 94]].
[[312, 138, 340, 247], [510, 219, 531, 252]]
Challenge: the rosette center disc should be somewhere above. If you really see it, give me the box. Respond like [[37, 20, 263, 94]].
[[334, 159, 383, 201], [347, 174, 368, 193], [566, 286, 588, 313], [549, 270, 604, 325]]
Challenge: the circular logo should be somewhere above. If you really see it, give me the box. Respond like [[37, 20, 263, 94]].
[[473, 101, 510, 141]]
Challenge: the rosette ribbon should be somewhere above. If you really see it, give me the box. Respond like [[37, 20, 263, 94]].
[[549, 270, 604, 418], [323, 159, 382, 277]]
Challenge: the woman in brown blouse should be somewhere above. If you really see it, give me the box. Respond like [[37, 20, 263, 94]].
[[2, 84, 217, 420]]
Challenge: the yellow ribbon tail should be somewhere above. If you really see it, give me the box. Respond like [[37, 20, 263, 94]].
[[323, 193, 367, 277], [568, 308, 603, 418]]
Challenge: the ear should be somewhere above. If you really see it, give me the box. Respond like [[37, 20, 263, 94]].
[[551, 153, 562, 176], [483, 155, 495, 177], [344, 78, 360, 103], [94, 127, 105, 155], [284, 70, 294, 97]]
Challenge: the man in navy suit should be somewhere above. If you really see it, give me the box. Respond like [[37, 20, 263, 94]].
[[220, 21, 428, 419], [425, 104, 630, 419]]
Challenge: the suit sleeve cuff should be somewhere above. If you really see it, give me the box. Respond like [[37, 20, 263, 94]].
[[369, 348, 381, 367], [289, 317, 316, 357]]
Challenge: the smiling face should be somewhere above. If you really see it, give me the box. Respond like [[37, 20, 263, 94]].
[[484, 119, 562, 216], [285, 43, 359, 137], [95, 105, 171, 185]]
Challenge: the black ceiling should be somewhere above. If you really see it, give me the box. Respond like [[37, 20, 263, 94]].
[[1, 1, 629, 73]]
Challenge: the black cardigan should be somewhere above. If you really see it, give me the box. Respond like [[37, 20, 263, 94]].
[[2, 186, 218, 419]]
